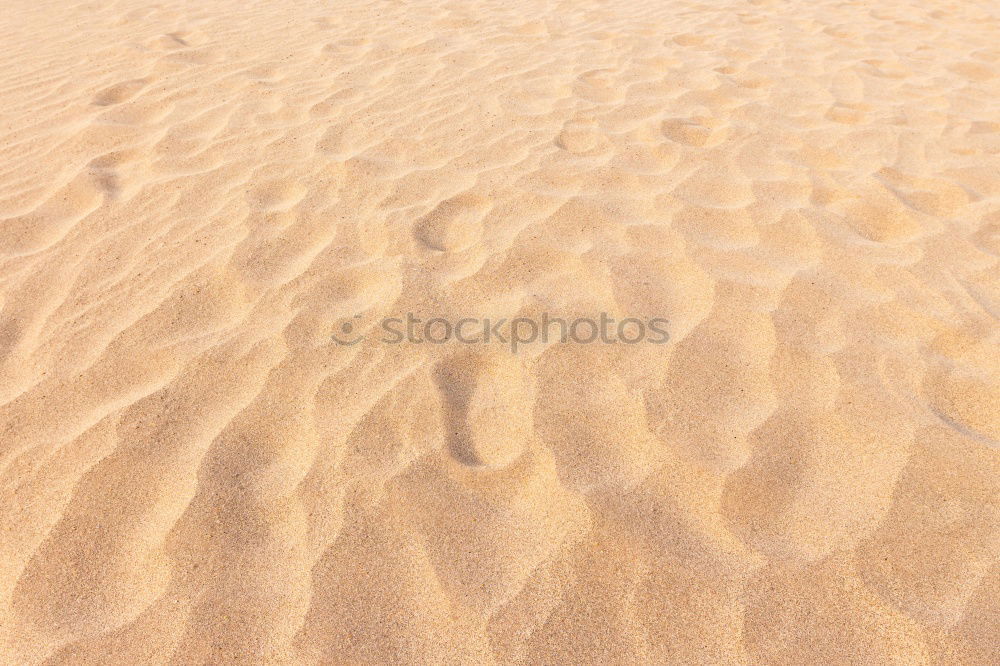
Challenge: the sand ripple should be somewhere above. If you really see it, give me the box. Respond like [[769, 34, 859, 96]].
[[1, 0, 998, 663]]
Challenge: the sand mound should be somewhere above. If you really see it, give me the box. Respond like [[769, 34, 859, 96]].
[[1, 0, 997, 663]]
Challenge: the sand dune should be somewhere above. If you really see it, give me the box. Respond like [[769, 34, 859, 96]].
[[1, 0, 998, 662]]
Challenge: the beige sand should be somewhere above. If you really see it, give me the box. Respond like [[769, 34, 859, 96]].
[[1, 0, 998, 663]]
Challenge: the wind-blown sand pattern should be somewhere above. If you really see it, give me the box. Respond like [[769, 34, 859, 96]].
[[1, 0, 998, 663]]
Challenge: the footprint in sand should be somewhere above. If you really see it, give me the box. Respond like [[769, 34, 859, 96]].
[[434, 350, 534, 469], [573, 69, 622, 103], [556, 119, 612, 155], [91, 78, 150, 106], [415, 192, 491, 252], [246, 179, 308, 212], [661, 116, 728, 147], [671, 33, 707, 47]]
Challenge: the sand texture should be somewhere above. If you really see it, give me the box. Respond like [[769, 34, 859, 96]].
[[1, 0, 999, 663]]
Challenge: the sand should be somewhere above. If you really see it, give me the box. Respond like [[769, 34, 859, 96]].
[[1, 0, 998, 663]]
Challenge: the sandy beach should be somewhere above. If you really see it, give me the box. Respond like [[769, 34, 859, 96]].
[[1, 0, 998, 662]]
